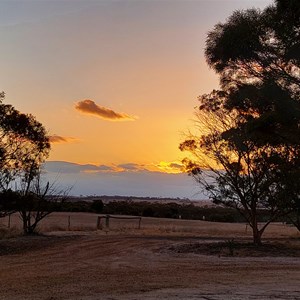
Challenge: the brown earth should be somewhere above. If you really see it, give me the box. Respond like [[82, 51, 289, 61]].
[[0, 213, 299, 300]]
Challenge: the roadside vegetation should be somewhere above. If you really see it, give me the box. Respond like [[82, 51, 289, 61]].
[[48, 199, 293, 224]]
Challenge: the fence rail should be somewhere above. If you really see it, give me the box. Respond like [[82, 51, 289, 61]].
[[96, 215, 142, 230]]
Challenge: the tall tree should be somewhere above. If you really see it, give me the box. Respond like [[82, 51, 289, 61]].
[[0, 92, 50, 217], [181, 0, 300, 244]]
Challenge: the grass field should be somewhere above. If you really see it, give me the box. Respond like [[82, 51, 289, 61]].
[[1, 212, 298, 238]]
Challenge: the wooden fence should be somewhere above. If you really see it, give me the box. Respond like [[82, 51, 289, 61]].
[[0, 213, 142, 231], [96, 215, 142, 230]]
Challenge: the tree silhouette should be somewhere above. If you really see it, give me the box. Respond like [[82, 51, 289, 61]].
[[0, 92, 50, 190], [0, 92, 51, 231], [181, 0, 300, 244], [17, 173, 69, 235]]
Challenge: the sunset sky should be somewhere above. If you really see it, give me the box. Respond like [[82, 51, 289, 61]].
[[0, 0, 272, 198]]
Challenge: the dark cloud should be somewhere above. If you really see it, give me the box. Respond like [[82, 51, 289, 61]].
[[49, 135, 77, 144], [155, 161, 184, 174], [75, 100, 136, 121], [45, 161, 183, 175], [80, 163, 116, 173], [42, 164, 203, 200], [117, 163, 146, 171], [44, 161, 115, 174]]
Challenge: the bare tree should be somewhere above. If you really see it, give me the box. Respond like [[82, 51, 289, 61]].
[[16, 170, 69, 235], [180, 108, 290, 245]]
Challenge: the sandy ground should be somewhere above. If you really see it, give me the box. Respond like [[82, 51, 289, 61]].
[[0, 213, 299, 300]]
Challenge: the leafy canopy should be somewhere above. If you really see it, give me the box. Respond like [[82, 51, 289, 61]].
[[181, 0, 300, 244], [0, 92, 50, 189]]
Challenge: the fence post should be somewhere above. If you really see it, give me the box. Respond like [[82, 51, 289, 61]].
[[97, 216, 102, 230], [138, 217, 141, 229], [105, 215, 110, 229], [68, 215, 71, 231], [8, 214, 11, 228]]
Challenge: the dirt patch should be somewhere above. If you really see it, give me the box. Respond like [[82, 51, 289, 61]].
[[0, 215, 299, 299], [0, 235, 79, 256], [167, 239, 300, 257]]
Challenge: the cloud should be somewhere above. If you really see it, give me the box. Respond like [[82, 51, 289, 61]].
[[75, 100, 137, 121], [44, 161, 185, 175], [42, 161, 203, 199], [49, 135, 78, 144], [117, 163, 147, 172], [83, 164, 114, 173], [44, 161, 116, 174], [156, 161, 184, 174]]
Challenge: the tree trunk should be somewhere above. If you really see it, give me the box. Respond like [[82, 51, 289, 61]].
[[252, 225, 262, 245], [21, 211, 28, 235], [21, 211, 34, 235], [251, 206, 262, 245]]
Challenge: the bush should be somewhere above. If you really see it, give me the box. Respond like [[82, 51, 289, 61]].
[[90, 200, 104, 213], [142, 207, 154, 217]]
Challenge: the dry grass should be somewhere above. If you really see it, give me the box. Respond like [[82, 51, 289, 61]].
[[0, 212, 298, 239]]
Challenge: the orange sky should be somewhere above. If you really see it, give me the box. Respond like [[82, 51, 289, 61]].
[[0, 0, 273, 197]]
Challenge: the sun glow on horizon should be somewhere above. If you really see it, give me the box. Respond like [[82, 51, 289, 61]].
[[45, 160, 186, 175], [0, 0, 273, 199]]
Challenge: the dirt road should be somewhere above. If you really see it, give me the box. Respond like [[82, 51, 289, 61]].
[[0, 232, 299, 300]]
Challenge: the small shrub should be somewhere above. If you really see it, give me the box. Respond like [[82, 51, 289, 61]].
[[225, 239, 236, 256]]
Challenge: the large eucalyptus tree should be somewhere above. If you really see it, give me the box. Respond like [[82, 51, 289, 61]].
[[181, 0, 300, 244]]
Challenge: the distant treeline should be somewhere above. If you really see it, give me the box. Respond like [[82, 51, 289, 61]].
[[54, 200, 288, 223], [67, 195, 191, 203]]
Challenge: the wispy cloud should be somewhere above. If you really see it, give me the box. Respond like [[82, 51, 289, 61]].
[[155, 161, 184, 174], [49, 135, 78, 144], [75, 100, 137, 121]]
